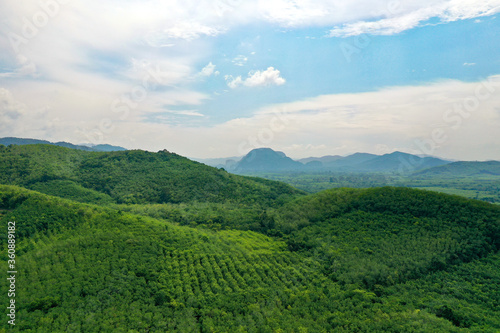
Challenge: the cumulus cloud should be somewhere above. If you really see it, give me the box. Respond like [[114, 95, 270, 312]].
[[199, 62, 219, 77], [226, 67, 286, 88]]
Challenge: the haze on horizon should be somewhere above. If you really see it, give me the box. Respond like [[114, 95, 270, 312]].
[[1, 0, 500, 161]]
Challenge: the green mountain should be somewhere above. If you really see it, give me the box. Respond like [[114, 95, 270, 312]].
[[0, 144, 303, 206], [0, 137, 126, 152], [415, 160, 500, 177]]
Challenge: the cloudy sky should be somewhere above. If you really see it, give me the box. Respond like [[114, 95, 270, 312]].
[[1, 0, 499, 160]]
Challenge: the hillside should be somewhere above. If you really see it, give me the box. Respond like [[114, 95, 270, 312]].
[[0, 137, 126, 152], [0, 144, 303, 206], [1, 185, 500, 332], [415, 160, 500, 177], [274, 187, 500, 287]]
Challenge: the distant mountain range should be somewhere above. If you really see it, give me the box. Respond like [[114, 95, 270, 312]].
[[4, 138, 498, 176], [204, 148, 453, 174], [0, 137, 127, 152], [414, 160, 500, 177]]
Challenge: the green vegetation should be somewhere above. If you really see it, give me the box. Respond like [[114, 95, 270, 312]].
[[0, 144, 499, 332], [253, 171, 500, 203], [0, 144, 303, 206], [275, 187, 500, 288]]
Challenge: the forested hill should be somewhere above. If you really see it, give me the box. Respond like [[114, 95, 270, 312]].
[[0, 144, 303, 206], [274, 187, 500, 286], [1, 185, 499, 331]]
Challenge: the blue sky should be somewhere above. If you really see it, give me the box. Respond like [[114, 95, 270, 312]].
[[193, 16, 500, 124], [1, 0, 500, 159]]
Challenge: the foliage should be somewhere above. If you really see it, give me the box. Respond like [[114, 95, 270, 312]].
[[0, 144, 304, 206]]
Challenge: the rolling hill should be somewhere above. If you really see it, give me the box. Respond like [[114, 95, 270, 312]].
[[1, 185, 499, 332]]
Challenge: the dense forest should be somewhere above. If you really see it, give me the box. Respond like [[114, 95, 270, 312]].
[[1, 144, 499, 332]]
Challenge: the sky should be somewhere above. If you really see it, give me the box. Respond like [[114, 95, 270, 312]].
[[0, 0, 499, 160]]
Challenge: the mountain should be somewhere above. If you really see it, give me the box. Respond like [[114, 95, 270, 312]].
[[234, 148, 304, 172], [322, 152, 379, 170], [297, 155, 343, 165], [414, 160, 500, 177], [191, 156, 242, 169], [0, 144, 304, 206], [230, 149, 451, 174], [357, 151, 450, 173], [0, 137, 127, 152]]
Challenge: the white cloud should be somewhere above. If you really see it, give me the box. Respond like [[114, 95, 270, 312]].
[[165, 110, 204, 117], [0, 55, 38, 78], [329, 0, 500, 37], [225, 75, 244, 89], [245, 67, 286, 87], [199, 62, 219, 77], [258, 0, 330, 27], [0, 88, 25, 132], [226, 67, 286, 88], [463, 62, 476, 66], [145, 22, 224, 47], [232, 55, 248, 66]]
